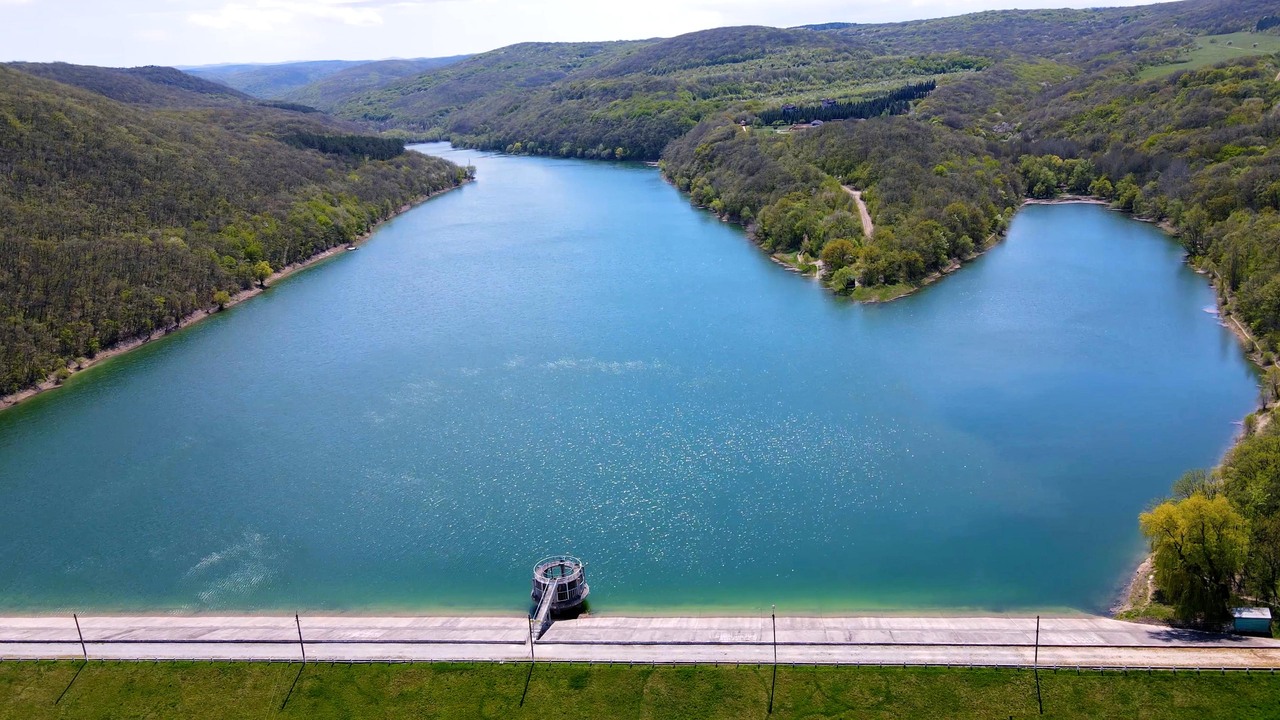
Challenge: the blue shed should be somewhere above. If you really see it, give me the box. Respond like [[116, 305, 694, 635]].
[[1232, 607, 1273, 635]]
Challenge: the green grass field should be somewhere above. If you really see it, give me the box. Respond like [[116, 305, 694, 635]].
[[4, 661, 1280, 719], [1140, 32, 1280, 80]]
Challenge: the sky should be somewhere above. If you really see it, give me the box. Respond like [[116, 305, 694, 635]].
[[1, 0, 1159, 67]]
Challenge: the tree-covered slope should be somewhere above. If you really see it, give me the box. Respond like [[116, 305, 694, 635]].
[[651, 0, 1280, 308], [0, 65, 469, 396], [309, 0, 1270, 163], [329, 41, 653, 131], [326, 29, 984, 159], [9, 62, 254, 107], [661, 115, 1021, 298]]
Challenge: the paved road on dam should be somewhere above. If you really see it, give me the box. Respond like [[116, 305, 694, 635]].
[[3, 615, 1279, 668]]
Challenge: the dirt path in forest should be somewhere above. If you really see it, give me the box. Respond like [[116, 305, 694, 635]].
[[843, 186, 874, 238]]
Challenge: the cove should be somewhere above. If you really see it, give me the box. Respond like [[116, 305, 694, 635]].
[[0, 144, 1259, 614]]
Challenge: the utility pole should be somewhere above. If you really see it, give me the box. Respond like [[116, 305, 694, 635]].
[[1034, 615, 1043, 715], [295, 614, 306, 664], [73, 613, 86, 661], [520, 615, 536, 708], [769, 604, 777, 715], [280, 615, 307, 711]]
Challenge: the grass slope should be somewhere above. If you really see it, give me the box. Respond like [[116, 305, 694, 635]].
[[4, 661, 1280, 719], [1139, 31, 1280, 79]]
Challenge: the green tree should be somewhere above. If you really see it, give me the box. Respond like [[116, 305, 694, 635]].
[[212, 291, 232, 310], [1172, 468, 1218, 500], [1245, 513, 1280, 604], [853, 244, 893, 286], [1018, 155, 1062, 199], [1088, 176, 1114, 199], [1261, 366, 1280, 409], [1180, 205, 1210, 255], [1222, 435, 1280, 520], [252, 261, 273, 288], [757, 194, 825, 252], [829, 265, 857, 293], [1066, 159, 1097, 194], [1220, 433, 1280, 604], [1114, 175, 1141, 211], [820, 210, 863, 242], [820, 238, 859, 274], [1140, 495, 1248, 626]]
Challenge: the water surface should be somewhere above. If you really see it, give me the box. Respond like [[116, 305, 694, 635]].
[[0, 145, 1258, 614]]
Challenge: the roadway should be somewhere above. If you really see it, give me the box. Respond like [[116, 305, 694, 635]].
[[2, 615, 1278, 668]]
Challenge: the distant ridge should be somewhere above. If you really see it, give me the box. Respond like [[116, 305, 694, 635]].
[[184, 60, 366, 97], [9, 62, 252, 106], [279, 56, 472, 110], [186, 56, 471, 100]]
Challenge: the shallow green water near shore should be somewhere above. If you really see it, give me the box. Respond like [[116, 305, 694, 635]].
[[0, 144, 1259, 614]]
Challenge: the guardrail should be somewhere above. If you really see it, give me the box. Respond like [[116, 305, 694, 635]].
[[4, 656, 1279, 674]]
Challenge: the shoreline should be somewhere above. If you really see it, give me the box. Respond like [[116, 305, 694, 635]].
[[0, 605, 1094, 620], [0, 180, 471, 413], [816, 192, 1268, 619], [1022, 194, 1110, 206], [4, 169, 1264, 625], [743, 195, 1088, 305], [1108, 205, 1275, 621]]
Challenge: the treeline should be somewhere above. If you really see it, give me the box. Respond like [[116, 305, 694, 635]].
[[0, 66, 468, 396], [438, 53, 960, 161], [425, 51, 969, 160], [328, 25, 990, 161], [661, 114, 1020, 295], [755, 81, 936, 125], [1141, 395, 1280, 624], [284, 132, 405, 160]]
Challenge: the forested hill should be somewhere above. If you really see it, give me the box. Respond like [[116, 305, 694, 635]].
[[313, 0, 1272, 161], [659, 0, 1280, 325], [0, 64, 469, 397], [324, 29, 985, 159], [9, 62, 254, 107]]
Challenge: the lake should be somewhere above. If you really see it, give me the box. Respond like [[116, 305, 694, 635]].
[[0, 144, 1259, 615]]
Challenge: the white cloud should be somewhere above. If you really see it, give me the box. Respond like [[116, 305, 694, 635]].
[[189, 0, 384, 32]]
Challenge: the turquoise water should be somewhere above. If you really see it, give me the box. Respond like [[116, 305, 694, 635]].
[[0, 144, 1259, 615]]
